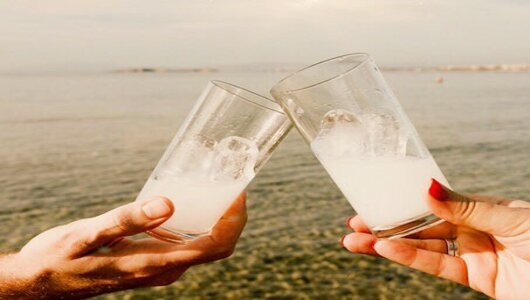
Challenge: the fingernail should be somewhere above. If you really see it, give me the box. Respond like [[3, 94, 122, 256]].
[[345, 216, 353, 228], [142, 198, 172, 219], [340, 235, 346, 247], [373, 240, 385, 252], [429, 178, 449, 201]]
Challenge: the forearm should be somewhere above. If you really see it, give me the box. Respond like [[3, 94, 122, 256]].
[[0, 253, 39, 299]]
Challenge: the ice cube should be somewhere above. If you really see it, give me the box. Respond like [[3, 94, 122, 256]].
[[320, 109, 360, 129], [162, 138, 216, 177], [209, 136, 259, 182], [312, 109, 366, 157], [362, 111, 403, 156]]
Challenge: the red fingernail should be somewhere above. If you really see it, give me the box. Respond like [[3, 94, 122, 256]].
[[345, 216, 353, 228], [340, 235, 346, 247], [429, 178, 449, 201]]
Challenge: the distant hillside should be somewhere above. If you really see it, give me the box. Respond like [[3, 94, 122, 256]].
[[112, 64, 530, 73], [382, 64, 530, 72], [113, 67, 218, 73]]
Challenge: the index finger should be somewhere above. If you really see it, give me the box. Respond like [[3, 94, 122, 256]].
[[145, 192, 248, 266], [374, 239, 468, 286], [84, 193, 248, 274], [185, 192, 248, 254]]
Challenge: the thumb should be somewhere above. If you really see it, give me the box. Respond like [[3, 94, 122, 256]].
[[427, 179, 529, 237], [69, 197, 174, 256]]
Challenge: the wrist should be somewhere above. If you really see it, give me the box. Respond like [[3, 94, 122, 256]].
[[0, 252, 48, 299]]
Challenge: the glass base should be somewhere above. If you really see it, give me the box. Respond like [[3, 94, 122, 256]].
[[147, 226, 210, 244], [371, 213, 444, 239]]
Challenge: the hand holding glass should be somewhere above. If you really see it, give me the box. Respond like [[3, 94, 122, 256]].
[[271, 53, 450, 238], [136, 81, 291, 243]]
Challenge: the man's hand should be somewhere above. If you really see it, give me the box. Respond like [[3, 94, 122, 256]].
[[0, 193, 247, 299]]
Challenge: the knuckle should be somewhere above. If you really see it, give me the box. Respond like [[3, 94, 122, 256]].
[[66, 238, 90, 254], [56, 227, 78, 245], [144, 257, 170, 270], [66, 220, 101, 252], [433, 255, 445, 277], [115, 261, 154, 281], [52, 221, 93, 253], [214, 244, 235, 259], [112, 210, 134, 233], [415, 240, 426, 250], [455, 200, 477, 223], [404, 249, 418, 267], [54, 223, 81, 243], [129, 257, 170, 278], [200, 238, 236, 261]]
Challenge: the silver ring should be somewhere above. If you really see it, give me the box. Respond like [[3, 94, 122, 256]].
[[445, 239, 459, 256]]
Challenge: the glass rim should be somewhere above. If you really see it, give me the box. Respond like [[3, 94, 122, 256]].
[[270, 52, 371, 95], [211, 80, 286, 114]]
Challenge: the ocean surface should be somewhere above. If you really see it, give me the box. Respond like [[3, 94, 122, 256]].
[[1, 71, 529, 299]]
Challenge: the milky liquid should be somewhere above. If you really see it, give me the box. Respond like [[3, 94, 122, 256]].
[[312, 149, 450, 230], [136, 175, 251, 234]]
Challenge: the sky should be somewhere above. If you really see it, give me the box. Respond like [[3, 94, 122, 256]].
[[1, 0, 529, 72]]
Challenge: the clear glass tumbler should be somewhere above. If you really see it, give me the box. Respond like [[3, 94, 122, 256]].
[[136, 81, 292, 243], [271, 53, 450, 238]]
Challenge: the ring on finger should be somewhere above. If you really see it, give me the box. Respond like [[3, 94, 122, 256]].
[[445, 239, 459, 256]]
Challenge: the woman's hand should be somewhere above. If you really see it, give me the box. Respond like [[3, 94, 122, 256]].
[[0, 193, 247, 299], [342, 180, 530, 299]]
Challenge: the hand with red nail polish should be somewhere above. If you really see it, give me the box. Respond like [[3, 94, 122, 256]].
[[342, 180, 530, 299], [0, 194, 247, 299]]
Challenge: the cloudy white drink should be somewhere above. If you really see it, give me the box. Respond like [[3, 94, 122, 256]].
[[311, 109, 450, 234], [136, 136, 258, 238]]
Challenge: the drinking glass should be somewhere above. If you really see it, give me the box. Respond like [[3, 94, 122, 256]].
[[271, 53, 450, 238], [136, 81, 292, 243]]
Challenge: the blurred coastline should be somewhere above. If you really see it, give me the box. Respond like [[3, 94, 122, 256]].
[[3, 64, 530, 78], [111, 64, 530, 74]]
